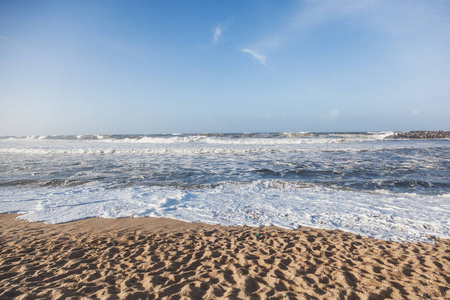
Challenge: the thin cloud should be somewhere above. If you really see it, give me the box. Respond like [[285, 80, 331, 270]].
[[329, 109, 340, 118], [319, 108, 340, 121], [241, 48, 267, 65], [248, 0, 450, 62], [213, 26, 222, 43], [211, 16, 235, 45], [239, 1, 377, 64], [255, 0, 378, 51]]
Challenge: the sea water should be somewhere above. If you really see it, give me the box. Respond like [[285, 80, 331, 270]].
[[0, 132, 449, 242]]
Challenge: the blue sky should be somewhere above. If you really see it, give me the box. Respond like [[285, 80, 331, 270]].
[[1, 0, 449, 135]]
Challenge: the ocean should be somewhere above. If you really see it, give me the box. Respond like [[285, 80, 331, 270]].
[[0, 132, 449, 242]]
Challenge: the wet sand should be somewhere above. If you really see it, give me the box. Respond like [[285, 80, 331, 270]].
[[0, 213, 448, 299]]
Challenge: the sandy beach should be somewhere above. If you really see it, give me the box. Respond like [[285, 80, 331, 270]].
[[0, 214, 448, 299]]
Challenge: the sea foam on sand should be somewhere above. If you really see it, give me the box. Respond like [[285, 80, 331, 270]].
[[1, 181, 448, 243]]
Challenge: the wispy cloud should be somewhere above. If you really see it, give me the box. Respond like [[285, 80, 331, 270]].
[[252, 0, 378, 51], [211, 16, 235, 45], [240, 1, 376, 64], [246, 0, 450, 66], [241, 48, 267, 65], [329, 109, 340, 118], [319, 109, 340, 121], [213, 26, 222, 43]]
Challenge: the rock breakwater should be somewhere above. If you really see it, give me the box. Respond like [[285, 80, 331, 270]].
[[392, 130, 450, 139]]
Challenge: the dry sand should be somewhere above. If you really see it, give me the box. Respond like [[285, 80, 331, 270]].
[[0, 213, 448, 299]]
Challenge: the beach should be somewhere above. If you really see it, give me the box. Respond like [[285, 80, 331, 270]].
[[1, 133, 449, 299], [0, 214, 448, 299], [2, 0, 450, 296]]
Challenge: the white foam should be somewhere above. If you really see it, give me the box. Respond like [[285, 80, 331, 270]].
[[115, 135, 388, 145], [0, 134, 429, 157], [0, 181, 448, 243]]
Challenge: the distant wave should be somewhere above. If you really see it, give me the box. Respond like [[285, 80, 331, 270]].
[[0, 145, 421, 156], [0, 131, 395, 142], [0, 147, 365, 155]]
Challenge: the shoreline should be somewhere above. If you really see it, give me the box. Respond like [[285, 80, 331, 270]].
[[0, 213, 448, 299]]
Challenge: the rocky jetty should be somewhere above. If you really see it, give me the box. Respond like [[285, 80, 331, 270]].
[[392, 130, 450, 139]]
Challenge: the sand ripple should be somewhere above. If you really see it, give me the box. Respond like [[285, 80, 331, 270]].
[[0, 214, 448, 299]]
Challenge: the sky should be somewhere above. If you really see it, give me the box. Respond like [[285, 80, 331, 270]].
[[1, 0, 449, 135]]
